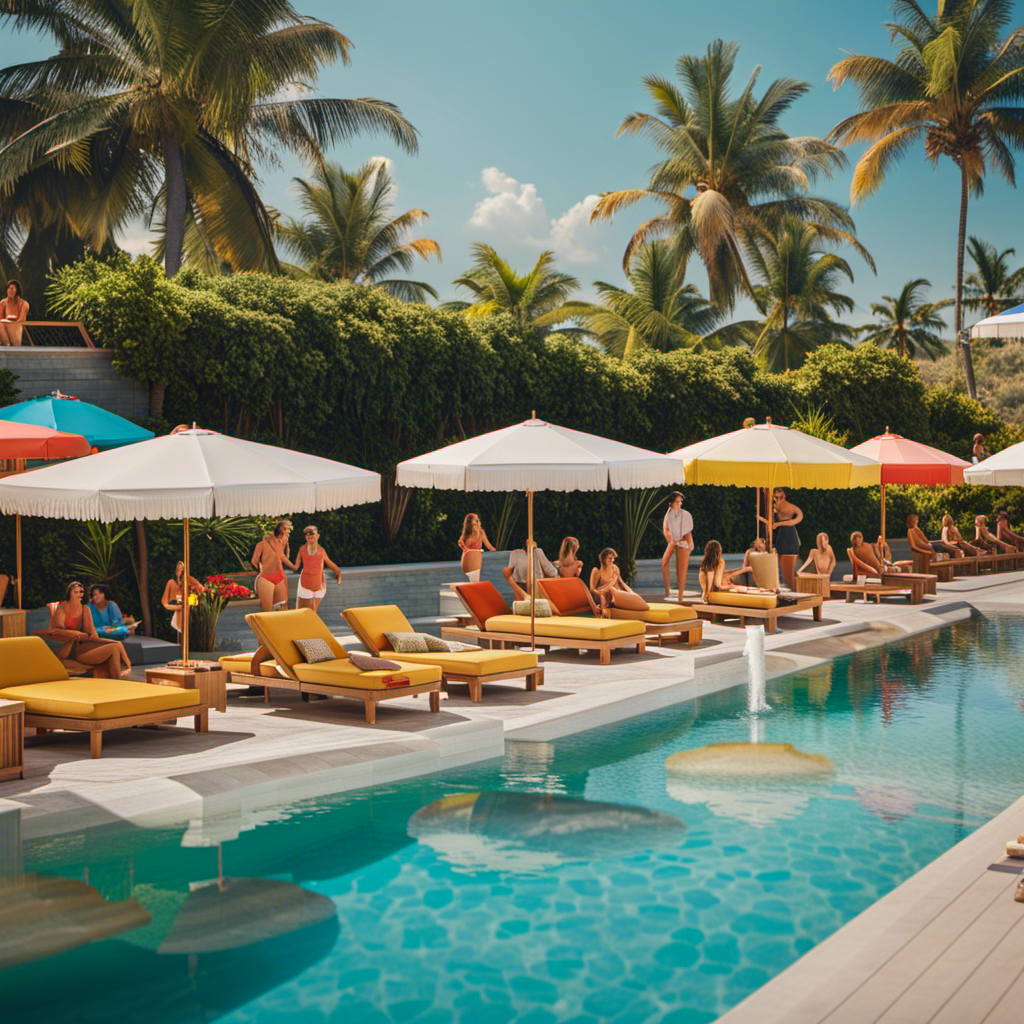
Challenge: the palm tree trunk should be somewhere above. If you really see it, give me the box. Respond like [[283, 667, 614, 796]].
[[955, 165, 978, 400], [163, 138, 187, 279], [133, 519, 153, 637]]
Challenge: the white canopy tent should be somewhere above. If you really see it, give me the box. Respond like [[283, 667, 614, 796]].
[[963, 440, 1024, 487], [0, 429, 381, 663], [397, 415, 687, 645], [969, 302, 1024, 340]]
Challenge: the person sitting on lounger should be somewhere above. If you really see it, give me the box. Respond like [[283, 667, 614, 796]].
[[88, 583, 138, 640], [52, 581, 131, 676], [728, 536, 767, 582], [557, 536, 584, 578], [698, 540, 775, 603], [798, 533, 836, 578], [849, 531, 906, 578], [941, 515, 981, 556], [973, 515, 1013, 553], [907, 514, 962, 559], [590, 548, 649, 616], [503, 539, 558, 601], [873, 536, 904, 571], [996, 511, 1024, 552]]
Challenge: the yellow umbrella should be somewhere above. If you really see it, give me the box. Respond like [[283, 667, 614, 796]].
[[669, 420, 880, 550]]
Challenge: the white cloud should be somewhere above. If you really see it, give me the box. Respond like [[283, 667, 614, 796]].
[[116, 230, 156, 256], [468, 167, 603, 263]]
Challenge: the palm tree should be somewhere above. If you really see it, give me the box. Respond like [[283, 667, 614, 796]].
[[567, 240, 740, 356], [276, 160, 440, 302], [442, 244, 584, 336], [733, 220, 857, 372], [827, 0, 1024, 399], [859, 278, 952, 359], [590, 40, 872, 310], [964, 236, 1024, 315], [0, 1, 417, 277]]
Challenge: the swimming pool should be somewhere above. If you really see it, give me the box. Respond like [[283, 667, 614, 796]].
[[3, 614, 1023, 1024]]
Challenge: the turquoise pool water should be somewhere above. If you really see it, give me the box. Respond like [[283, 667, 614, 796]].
[[3, 615, 1024, 1024]]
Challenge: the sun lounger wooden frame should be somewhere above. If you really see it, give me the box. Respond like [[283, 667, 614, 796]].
[[28, 703, 209, 759], [438, 621, 645, 664], [683, 593, 823, 632], [232, 613, 441, 725], [829, 582, 911, 604], [341, 608, 544, 703]]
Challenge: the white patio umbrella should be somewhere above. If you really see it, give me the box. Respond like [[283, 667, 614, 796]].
[[397, 414, 686, 646], [963, 440, 1024, 486], [669, 420, 881, 549], [0, 429, 380, 664], [969, 301, 1024, 339]]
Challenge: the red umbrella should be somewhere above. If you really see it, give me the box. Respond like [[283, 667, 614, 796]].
[[0, 422, 91, 607], [849, 429, 970, 543]]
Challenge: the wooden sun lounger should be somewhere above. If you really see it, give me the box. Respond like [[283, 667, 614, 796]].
[[829, 582, 911, 604], [637, 619, 703, 646], [439, 622, 645, 664], [683, 593, 823, 632]]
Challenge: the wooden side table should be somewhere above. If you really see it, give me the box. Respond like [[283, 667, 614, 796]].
[[146, 665, 228, 713], [0, 609, 27, 638], [796, 573, 831, 600], [0, 700, 25, 782]]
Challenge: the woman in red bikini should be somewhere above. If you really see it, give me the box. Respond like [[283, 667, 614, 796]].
[[0, 279, 29, 347], [293, 525, 342, 612], [160, 561, 206, 635], [251, 520, 295, 612], [458, 513, 495, 582], [51, 581, 131, 676]]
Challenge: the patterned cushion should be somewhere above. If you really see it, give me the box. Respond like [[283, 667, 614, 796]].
[[384, 630, 431, 653], [423, 633, 453, 652], [512, 598, 553, 617], [293, 637, 335, 663], [349, 652, 402, 672], [426, 638, 482, 653]]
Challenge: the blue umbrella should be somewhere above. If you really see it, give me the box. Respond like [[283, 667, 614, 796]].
[[0, 391, 154, 450]]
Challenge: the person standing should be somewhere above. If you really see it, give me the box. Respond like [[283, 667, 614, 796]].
[[293, 525, 342, 612], [660, 491, 694, 601], [0, 279, 28, 346], [770, 488, 803, 589], [250, 520, 295, 611], [161, 561, 206, 634], [971, 434, 989, 463], [457, 513, 495, 583]]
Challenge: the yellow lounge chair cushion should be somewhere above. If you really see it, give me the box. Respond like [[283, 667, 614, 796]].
[[218, 654, 282, 678], [342, 605, 415, 655], [707, 591, 778, 610], [247, 609, 348, 673], [377, 648, 538, 676], [293, 658, 440, 690], [609, 603, 698, 624], [0, 636, 70, 687], [0, 679, 200, 720], [484, 614, 643, 641]]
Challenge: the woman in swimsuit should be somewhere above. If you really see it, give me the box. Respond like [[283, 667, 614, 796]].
[[768, 488, 803, 589], [941, 515, 981, 556], [161, 562, 206, 634], [698, 541, 775, 603], [293, 525, 342, 612], [458, 513, 494, 583], [996, 511, 1024, 552], [0, 279, 29, 347], [251, 520, 295, 612], [51, 581, 131, 676], [974, 515, 1013, 553], [557, 536, 584, 578], [729, 536, 767, 582], [907, 513, 962, 559], [798, 533, 836, 578], [589, 548, 648, 616]]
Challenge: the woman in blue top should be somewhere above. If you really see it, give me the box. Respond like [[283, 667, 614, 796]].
[[88, 584, 137, 639]]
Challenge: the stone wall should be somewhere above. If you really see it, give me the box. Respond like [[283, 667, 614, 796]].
[[0, 347, 148, 420]]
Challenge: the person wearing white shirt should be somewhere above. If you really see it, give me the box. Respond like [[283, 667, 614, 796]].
[[503, 540, 558, 601], [661, 491, 694, 600]]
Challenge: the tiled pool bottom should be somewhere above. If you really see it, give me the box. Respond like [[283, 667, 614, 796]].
[[4, 614, 1024, 1024]]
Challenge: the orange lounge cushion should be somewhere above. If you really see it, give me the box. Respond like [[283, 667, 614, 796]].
[[293, 658, 440, 690], [707, 591, 778, 610], [609, 603, 698, 624], [455, 582, 513, 625], [537, 577, 592, 615], [218, 654, 282, 678], [483, 614, 643, 641], [378, 648, 538, 676], [0, 679, 200, 720]]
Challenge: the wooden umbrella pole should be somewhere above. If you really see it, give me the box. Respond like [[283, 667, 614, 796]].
[[880, 483, 887, 548], [767, 488, 775, 554], [527, 490, 535, 652], [15, 513, 21, 610], [181, 516, 191, 666]]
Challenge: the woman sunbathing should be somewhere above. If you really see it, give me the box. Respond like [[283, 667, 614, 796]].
[[798, 533, 836, 578], [996, 511, 1024, 552], [907, 514, 962, 558], [589, 548, 648, 616], [848, 532, 905, 578], [941, 515, 981, 556], [973, 515, 1013, 553], [698, 540, 776, 603]]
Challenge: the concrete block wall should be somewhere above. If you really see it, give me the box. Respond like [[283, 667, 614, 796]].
[[0, 348, 148, 421]]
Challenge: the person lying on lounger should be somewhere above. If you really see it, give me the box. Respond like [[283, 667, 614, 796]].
[[941, 515, 982, 556], [698, 540, 776, 603], [973, 515, 1013, 553], [849, 531, 907, 578], [907, 514, 962, 559], [797, 533, 836, 578], [996, 511, 1024, 552]]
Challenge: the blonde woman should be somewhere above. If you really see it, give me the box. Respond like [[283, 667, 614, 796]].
[[458, 513, 494, 583], [251, 520, 295, 611], [798, 533, 836, 578], [52, 581, 131, 676], [293, 525, 342, 612], [589, 548, 648, 616], [161, 561, 206, 634], [557, 536, 584, 578], [698, 541, 774, 603]]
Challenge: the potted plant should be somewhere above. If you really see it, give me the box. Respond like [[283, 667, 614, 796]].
[[189, 575, 254, 652]]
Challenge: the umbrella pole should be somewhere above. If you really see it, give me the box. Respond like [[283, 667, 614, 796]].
[[527, 490, 535, 651], [15, 513, 21, 610], [181, 517, 191, 666], [767, 491, 774, 554], [880, 483, 887, 549]]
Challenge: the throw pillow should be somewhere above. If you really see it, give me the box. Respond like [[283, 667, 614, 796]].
[[422, 636, 482, 653], [512, 598, 552, 617], [293, 637, 334, 663], [423, 633, 454, 652], [349, 652, 402, 672], [384, 630, 430, 653]]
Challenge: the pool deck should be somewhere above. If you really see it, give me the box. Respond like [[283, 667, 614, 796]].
[[1, 571, 1023, 1023]]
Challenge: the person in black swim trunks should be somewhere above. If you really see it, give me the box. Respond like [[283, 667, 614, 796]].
[[770, 488, 803, 589]]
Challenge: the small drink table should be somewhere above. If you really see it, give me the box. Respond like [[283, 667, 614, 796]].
[[146, 664, 228, 713], [796, 573, 831, 600], [0, 609, 27, 638], [0, 699, 25, 781]]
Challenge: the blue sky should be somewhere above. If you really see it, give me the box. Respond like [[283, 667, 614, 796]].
[[3, 0, 1023, 328]]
